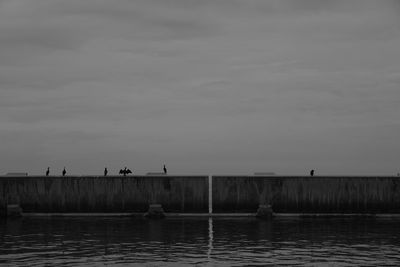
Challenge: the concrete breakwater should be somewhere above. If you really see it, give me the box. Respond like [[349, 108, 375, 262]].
[[213, 176, 400, 213], [0, 176, 208, 214], [1, 176, 400, 215]]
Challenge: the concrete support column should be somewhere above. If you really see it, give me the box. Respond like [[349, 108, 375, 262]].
[[7, 204, 22, 217], [144, 204, 165, 219]]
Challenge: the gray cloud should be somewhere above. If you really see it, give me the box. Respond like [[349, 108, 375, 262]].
[[1, 0, 400, 175]]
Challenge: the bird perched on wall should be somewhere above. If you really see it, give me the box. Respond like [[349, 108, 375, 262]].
[[46, 167, 50, 176], [62, 167, 66, 176], [163, 164, 167, 174], [104, 167, 108, 176], [119, 167, 132, 176]]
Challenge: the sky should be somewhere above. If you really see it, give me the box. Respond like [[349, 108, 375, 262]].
[[1, 0, 400, 176]]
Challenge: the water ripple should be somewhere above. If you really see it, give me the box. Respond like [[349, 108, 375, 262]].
[[1, 217, 400, 266]]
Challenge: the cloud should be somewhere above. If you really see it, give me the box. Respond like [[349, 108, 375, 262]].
[[1, 0, 400, 175]]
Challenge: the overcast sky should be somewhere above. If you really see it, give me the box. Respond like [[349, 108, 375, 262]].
[[1, 0, 399, 176]]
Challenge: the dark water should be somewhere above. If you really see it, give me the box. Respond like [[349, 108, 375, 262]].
[[1, 217, 400, 266]]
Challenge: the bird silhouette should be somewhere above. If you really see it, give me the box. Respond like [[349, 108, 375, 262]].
[[119, 167, 132, 176]]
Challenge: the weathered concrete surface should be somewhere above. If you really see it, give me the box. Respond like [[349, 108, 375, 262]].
[[212, 176, 400, 213], [0, 176, 208, 214], [2, 175, 400, 215]]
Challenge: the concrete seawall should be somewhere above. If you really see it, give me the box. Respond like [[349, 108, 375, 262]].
[[213, 176, 400, 213], [1, 176, 400, 215], [0, 176, 208, 214]]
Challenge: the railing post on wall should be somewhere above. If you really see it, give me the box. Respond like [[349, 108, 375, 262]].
[[208, 175, 212, 214]]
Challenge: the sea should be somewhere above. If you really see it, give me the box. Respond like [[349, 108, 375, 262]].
[[1, 216, 400, 266]]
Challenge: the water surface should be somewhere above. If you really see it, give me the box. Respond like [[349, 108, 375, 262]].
[[1, 217, 400, 266]]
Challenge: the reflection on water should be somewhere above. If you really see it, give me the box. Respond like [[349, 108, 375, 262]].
[[207, 217, 213, 262], [1, 216, 400, 266]]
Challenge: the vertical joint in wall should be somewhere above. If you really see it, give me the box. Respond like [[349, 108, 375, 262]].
[[209, 175, 212, 214]]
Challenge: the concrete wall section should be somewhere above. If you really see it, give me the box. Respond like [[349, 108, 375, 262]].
[[212, 176, 400, 213], [2, 176, 400, 214], [0, 176, 208, 213]]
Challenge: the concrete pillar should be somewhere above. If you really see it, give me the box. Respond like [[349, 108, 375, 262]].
[[7, 204, 22, 218], [144, 204, 165, 219], [256, 204, 273, 219]]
